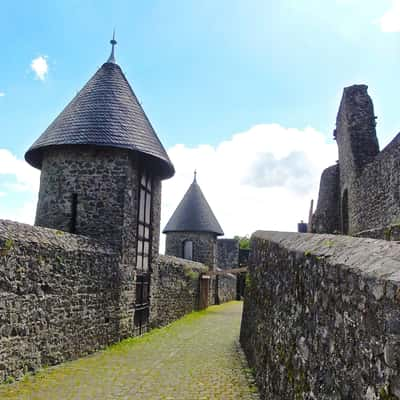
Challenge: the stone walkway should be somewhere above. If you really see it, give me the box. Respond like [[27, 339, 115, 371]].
[[0, 301, 259, 400]]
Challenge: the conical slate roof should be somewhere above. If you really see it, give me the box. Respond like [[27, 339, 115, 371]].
[[163, 176, 224, 235], [25, 58, 174, 179]]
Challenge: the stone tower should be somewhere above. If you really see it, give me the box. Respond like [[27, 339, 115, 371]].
[[25, 37, 174, 267], [163, 173, 223, 269], [334, 84, 379, 234]]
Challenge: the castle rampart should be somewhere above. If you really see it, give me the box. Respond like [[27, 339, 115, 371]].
[[241, 231, 400, 399], [0, 219, 218, 382]]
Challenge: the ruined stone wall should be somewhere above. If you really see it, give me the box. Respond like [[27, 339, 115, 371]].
[[149, 255, 207, 328], [165, 231, 217, 269], [349, 133, 400, 236], [241, 231, 400, 400], [0, 220, 136, 383], [217, 238, 239, 270], [312, 85, 400, 238], [335, 85, 379, 195], [312, 164, 340, 234]]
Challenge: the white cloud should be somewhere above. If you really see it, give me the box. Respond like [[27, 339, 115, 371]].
[[161, 124, 337, 252], [0, 149, 40, 224], [31, 56, 48, 80], [378, 0, 400, 32], [0, 149, 40, 192], [0, 125, 337, 246], [0, 92, 5, 97], [0, 199, 37, 225]]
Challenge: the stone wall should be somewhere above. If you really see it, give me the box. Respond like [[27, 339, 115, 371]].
[[313, 85, 400, 239], [35, 146, 162, 266], [216, 273, 237, 304], [36, 146, 134, 248], [217, 238, 239, 270], [0, 220, 221, 383], [150, 255, 207, 328], [165, 231, 217, 269], [335, 84, 379, 188], [312, 164, 340, 234], [0, 220, 134, 382], [241, 230, 400, 400], [349, 134, 400, 236]]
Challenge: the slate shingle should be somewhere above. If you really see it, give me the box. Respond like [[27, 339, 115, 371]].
[[163, 178, 224, 235], [25, 62, 174, 179]]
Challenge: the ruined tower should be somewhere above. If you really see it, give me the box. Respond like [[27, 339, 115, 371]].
[[163, 173, 223, 269], [334, 85, 379, 234], [312, 84, 390, 237], [25, 37, 174, 266]]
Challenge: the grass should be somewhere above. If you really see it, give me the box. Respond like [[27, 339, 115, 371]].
[[0, 301, 253, 400]]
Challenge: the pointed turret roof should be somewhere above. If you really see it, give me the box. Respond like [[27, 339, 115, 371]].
[[25, 37, 174, 179], [163, 173, 224, 235]]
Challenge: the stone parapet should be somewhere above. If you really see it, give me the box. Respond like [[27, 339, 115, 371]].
[[241, 231, 400, 399], [0, 220, 130, 382], [150, 255, 207, 328]]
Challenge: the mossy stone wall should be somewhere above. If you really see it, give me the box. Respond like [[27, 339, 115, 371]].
[[241, 231, 400, 400]]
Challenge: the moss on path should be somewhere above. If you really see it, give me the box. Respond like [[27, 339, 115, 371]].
[[0, 301, 259, 400]]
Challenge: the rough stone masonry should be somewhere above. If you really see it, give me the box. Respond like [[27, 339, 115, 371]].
[[312, 84, 400, 240], [241, 231, 400, 400], [0, 39, 238, 384], [0, 220, 221, 382]]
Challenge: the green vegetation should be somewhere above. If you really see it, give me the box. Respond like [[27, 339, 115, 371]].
[[3, 377, 15, 385], [1, 238, 14, 256], [245, 273, 252, 290], [379, 386, 397, 400], [183, 269, 199, 280], [234, 235, 250, 250], [276, 342, 310, 399], [0, 302, 256, 400]]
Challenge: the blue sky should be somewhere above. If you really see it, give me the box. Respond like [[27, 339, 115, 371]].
[[1, 0, 400, 242]]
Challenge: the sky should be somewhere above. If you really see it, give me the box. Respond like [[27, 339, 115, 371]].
[[1, 0, 400, 251]]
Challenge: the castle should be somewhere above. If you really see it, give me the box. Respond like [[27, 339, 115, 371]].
[[0, 38, 237, 382], [312, 84, 400, 240], [2, 38, 400, 397], [239, 85, 400, 399]]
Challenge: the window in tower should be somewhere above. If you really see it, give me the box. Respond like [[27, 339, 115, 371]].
[[70, 193, 78, 234], [137, 171, 152, 271]]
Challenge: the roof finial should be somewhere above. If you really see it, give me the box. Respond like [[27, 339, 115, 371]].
[[107, 29, 117, 64], [194, 169, 197, 182]]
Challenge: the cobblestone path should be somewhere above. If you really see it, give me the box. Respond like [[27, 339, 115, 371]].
[[0, 301, 259, 400]]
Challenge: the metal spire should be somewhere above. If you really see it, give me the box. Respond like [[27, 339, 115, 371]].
[[107, 30, 117, 64], [194, 169, 197, 182]]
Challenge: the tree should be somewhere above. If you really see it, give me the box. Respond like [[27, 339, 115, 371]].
[[233, 235, 250, 250]]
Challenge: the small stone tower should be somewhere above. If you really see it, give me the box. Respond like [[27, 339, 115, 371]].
[[25, 37, 174, 267], [163, 172, 223, 269]]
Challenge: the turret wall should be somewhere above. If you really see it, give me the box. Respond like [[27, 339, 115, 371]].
[[35, 146, 133, 248], [165, 231, 217, 270]]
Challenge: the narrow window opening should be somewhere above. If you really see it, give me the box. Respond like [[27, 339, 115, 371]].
[[135, 170, 152, 335], [341, 189, 349, 235], [183, 240, 193, 260], [70, 193, 78, 234], [136, 171, 153, 271]]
